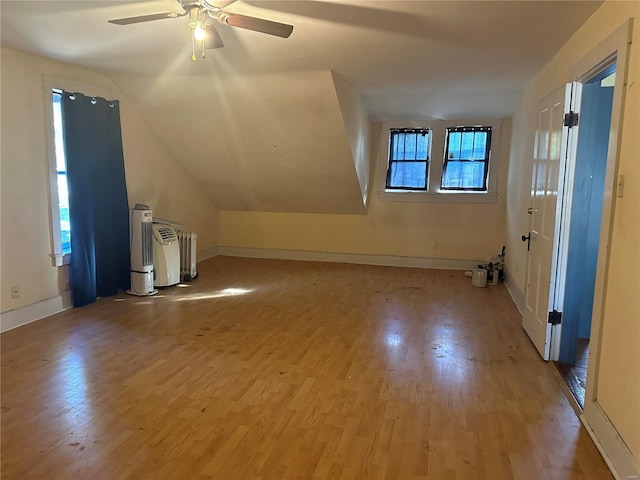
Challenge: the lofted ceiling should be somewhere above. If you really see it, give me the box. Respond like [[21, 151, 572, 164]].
[[0, 1, 602, 213]]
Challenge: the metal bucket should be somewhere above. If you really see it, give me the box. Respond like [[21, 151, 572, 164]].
[[471, 269, 487, 287]]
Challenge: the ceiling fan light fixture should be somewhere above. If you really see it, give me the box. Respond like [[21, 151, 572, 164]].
[[107, 0, 293, 59], [193, 25, 206, 40]]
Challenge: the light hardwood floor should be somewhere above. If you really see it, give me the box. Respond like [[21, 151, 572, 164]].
[[1, 257, 612, 479]]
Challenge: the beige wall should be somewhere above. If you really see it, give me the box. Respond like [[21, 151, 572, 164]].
[[505, 1, 639, 463], [332, 72, 371, 205], [218, 117, 511, 263], [0, 48, 218, 313]]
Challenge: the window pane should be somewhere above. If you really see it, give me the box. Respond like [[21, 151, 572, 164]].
[[472, 132, 487, 160], [392, 134, 403, 160], [57, 173, 69, 208], [52, 92, 66, 173], [442, 161, 486, 189], [460, 132, 474, 160], [448, 132, 461, 160], [388, 161, 427, 189], [404, 133, 417, 160], [57, 173, 71, 254], [391, 132, 429, 160], [60, 216, 71, 255], [416, 134, 428, 160]]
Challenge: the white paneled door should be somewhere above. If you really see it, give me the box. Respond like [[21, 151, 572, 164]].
[[522, 85, 573, 361]]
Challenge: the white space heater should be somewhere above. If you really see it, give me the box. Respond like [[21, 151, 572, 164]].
[[128, 204, 158, 296], [177, 231, 198, 281], [152, 223, 180, 287]]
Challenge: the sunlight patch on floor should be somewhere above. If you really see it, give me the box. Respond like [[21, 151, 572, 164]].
[[172, 287, 253, 301]]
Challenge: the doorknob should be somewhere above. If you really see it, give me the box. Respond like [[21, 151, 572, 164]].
[[527, 207, 534, 215], [521, 233, 531, 251]]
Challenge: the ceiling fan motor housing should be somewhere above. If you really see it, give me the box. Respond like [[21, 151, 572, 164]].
[[200, 0, 222, 11], [187, 7, 204, 28], [180, 0, 220, 13], [180, 0, 207, 9]]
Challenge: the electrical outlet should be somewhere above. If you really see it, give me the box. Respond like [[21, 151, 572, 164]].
[[10, 285, 20, 299]]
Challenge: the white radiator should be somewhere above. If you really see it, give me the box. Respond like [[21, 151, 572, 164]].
[[177, 231, 198, 281]]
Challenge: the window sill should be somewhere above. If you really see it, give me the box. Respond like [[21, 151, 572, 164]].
[[378, 190, 498, 204]]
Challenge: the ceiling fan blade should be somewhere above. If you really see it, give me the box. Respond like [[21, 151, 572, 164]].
[[242, 1, 428, 39], [216, 12, 293, 38], [205, 26, 225, 49], [108, 12, 183, 26]]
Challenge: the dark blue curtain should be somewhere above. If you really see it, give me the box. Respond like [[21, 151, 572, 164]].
[[62, 92, 130, 307]]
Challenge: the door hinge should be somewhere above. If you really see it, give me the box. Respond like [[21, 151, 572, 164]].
[[563, 111, 579, 128], [548, 310, 562, 325]]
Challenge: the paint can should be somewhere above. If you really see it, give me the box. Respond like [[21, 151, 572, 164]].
[[489, 267, 500, 286], [471, 269, 487, 287]]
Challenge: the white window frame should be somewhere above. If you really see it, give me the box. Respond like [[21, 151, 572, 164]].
[[43, 77, 116, 266], [376, 119, 502, 203]]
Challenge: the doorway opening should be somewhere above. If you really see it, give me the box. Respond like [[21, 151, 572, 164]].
[[555, 64, 616, 409]]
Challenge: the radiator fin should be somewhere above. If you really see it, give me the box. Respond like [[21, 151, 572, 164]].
[[177, 231, 197, 281]]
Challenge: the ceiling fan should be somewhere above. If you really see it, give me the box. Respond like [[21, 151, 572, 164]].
[[108, 0, 294, 60]]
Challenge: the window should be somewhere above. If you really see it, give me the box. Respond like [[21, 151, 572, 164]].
[[376, 120, 502, 203], [45, 78, 118, 266], [386, 128, 430, 190], [441, 126, 492, 191], [52, 90, 71, 256], [45, 84, 72, 266]]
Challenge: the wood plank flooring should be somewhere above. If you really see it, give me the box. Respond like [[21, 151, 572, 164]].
[[1, 257, 612, 479]]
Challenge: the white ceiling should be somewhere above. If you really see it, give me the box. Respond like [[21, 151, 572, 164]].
[[1, 0, 602, 213]]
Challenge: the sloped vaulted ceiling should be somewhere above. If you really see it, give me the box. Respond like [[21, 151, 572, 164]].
[[116, 69, 369, 213], [0, 1, 603, 214]]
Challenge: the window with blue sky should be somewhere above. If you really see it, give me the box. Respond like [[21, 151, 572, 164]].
[[52, 90, 71, 255], [441, 126, 491, 191], [386, 129, 430, 190]]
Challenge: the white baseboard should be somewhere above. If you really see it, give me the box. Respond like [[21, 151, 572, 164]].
[[0, 291, 72, 333], [582, 402, 640, 480], [503, 267, 525, 316], [216, 246, 481, 271], [196, 246, 219, 263]]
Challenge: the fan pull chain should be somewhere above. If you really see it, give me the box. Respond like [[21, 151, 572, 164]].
[[202, 38, 206, 59], [191, 32, 196, 62]]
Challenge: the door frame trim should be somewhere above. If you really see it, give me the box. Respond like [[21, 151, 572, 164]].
[[571, 18, 631, 407], [565, 18, 637, 480]]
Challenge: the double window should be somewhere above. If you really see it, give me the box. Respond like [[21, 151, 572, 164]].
[[381, 122, 499, 200]]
